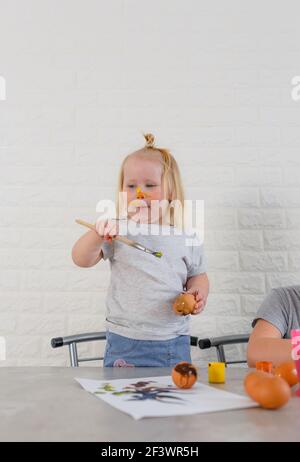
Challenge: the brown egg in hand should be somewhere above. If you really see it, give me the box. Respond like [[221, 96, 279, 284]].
[[173, 293, 196, 316], [172, 362, 198, 389]]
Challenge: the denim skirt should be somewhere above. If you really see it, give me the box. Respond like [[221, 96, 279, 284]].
[[103, 331, 192, 367]]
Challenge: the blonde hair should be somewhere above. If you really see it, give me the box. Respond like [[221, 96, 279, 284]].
[[116, 133, 185, 228]]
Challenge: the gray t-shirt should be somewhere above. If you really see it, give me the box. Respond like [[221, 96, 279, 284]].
[[100, 219, 207, 340], [252, 285, 300, 338]]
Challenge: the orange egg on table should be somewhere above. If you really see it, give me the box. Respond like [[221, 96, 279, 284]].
[[172, 362, 198, 389], [173, 293, 196, 316], [244, 370, 291, 409], [274, 360, 299, 387]]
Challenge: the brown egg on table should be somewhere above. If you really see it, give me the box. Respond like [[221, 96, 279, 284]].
[[172, 361, 198, 389], [173, 293, 196, 316], [244, 370, 291, 409], [274, 360, 299, 387]]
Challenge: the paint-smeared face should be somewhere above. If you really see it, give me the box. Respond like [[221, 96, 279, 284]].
[[123, 156, 166, 224]]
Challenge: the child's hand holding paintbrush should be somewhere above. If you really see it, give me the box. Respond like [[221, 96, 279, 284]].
[[75, 218, 163, 258], [74, 188, 162, 261], [95, 218, 119, 243]]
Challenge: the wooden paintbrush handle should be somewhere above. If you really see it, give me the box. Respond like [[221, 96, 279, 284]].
[[75, 219, 135, 246], [75, 218, 96, 231]]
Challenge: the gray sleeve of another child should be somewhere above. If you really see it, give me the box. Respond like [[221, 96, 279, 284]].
[[252, 288, 289, 337]]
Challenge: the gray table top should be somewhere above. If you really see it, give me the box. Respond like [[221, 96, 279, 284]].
[[0, 366, 299, 442]]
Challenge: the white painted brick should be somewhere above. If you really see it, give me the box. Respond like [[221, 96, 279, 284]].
[[216, 316, 252, 336], [0, 293, 19, 312], [67, 315, 105, 335], [181, 166, 235, 187], [67, 270, 110, 291], [261, 189, 300, 208], [258, 148, 299, 166], [0, 147, 75, 166], [19, 293, 44, 313], [21, 229, 76, 249], [288, 252, 300, 271], [213, 189, 260, 208], [235, 87, 282, 106], [241, 295, 266, 316], [235, 167, 282, 187], [179, 147, 259, 166], [200, 233, 215, 250], [281, 127, 300, 146], [233, 127, 281, 147], [7, 336, 43, 358], [0, 186, 115, 208], [259, 107, 300, 126], [214, 231, 263, 250], [259, 70, 300, 86], [205, 251, 239, 271], [0, 271, 20, 291], [0, 250, 44, 269], [0, 229, 21, 248], [283, 167, 300, 186], [44, 292, 93, 314], [213, 272, 265, 294], [286, 210, 300, 229], [17, 315, 66, 336], [238, 209, 286, 229], [266, 273, 300, 290], [190, 315, 218, 339], [43, 250, 74, 270], [0, 315, 17, 334], [240, 251, 288, 272], [21, 270, 69, 291], [0, 167, 48, 186], [264, 231, 300, 250], [205, 294, 241, 316], [205, 209, 237, 230]]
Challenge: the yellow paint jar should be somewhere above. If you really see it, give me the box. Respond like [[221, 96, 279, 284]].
[[208, 362, 226, 383]]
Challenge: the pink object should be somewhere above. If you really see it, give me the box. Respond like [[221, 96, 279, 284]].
[[291, 330, 300, 397], [113, 358, 135, 368]]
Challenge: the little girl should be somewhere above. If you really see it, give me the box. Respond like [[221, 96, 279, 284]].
[[72, 133, 209, 367]]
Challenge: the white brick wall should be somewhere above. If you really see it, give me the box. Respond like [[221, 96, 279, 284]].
[[0, 0, 300, 366]]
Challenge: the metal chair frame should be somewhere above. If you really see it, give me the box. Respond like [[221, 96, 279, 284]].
[[51, 332, 250, 367]]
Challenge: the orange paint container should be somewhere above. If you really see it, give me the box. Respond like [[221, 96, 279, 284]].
[[256, 361, 273, 374]]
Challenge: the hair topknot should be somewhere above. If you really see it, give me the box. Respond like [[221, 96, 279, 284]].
[[143, 133, 155, 148]]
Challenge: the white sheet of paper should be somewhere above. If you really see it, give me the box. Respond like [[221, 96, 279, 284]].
[[75, 376, 258, 420]]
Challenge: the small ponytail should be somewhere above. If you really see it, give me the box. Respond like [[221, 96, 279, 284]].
[[142, 132, 171, 171], [143, 133, 155, 148]]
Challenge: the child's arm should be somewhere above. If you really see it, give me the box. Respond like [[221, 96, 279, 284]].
[[186, 273, 209, 315], [247, 319, 293, 367], [72, 219, 117, 268], [72, 230, 104, 267]]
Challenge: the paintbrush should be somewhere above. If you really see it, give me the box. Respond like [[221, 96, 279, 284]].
[[75, 219, 163, 258]]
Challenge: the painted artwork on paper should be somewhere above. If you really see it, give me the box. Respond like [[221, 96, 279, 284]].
[[75, 375, 258, 420]]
